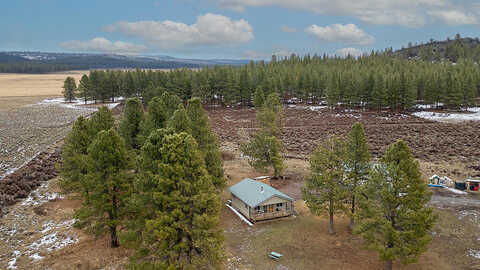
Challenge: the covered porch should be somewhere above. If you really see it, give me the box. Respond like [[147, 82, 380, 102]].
[[250, 201, 294, 222]]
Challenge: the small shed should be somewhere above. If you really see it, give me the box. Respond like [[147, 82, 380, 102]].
[[466, 179, 480, 192], [229, 178, 294, 223]]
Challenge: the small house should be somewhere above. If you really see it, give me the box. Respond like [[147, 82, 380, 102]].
[[229, 178, 294, 223], [466, 179, 480, 192]]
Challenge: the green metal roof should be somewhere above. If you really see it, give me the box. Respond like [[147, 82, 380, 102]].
[[229, 178, 294, 208]]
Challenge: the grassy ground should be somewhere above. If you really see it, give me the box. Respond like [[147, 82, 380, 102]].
[[221, 158, 479, 270], [0, 71, 87, 98]]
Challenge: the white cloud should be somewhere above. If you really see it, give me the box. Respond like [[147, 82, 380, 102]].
[[59, 37, 147, 54], [306, 24, 375, 46], [336, 47, 363, 57], [104, 13, 254, 49], [280, 25, 297, 33], [428, 10, 478, 25], [214, 0, 478, 27]]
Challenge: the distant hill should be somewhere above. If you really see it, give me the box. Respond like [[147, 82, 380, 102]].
[[394, 35, 480, 62], [0, 52, 251, 73]]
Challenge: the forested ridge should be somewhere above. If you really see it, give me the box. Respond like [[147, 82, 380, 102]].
[[70, 52, 480, 110], [0, 52, 246, 74]]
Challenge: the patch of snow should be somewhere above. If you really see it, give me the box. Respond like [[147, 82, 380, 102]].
[[308, 106, 327, 111], [468, 249, 480, 259], [29, 231, 78, 253], [7, 257, 17, 269], [29, 253, 44, 261], [31, 97, 121, 112], [21, 183, 64, 206], [7, 251, 21, 269], [334, 113, 360, 119], [415, 103, 444, 109], [413, 107, 480, 122]]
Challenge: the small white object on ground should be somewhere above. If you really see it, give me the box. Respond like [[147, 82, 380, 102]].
[[445, 187, 468, 195], [226, 204, 253, 226]]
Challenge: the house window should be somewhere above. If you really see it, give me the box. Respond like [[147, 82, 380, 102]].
[[245, 203, 248, 209], [255, 206, 261, 213], [263, 205, 268, 213], [286, 202, 290, 211], [276, 203, 283, 211]]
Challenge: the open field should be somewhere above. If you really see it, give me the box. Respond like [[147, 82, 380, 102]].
[[0, 71, 88, 99]]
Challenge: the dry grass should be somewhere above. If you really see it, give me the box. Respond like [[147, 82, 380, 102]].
[[0, 71, 88, 98], [221, 158, 472, 270]]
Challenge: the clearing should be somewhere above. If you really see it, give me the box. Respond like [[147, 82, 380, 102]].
[[1, 74, 479, 269]]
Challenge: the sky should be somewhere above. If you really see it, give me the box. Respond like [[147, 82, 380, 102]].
[[2, 0, 480, 59]]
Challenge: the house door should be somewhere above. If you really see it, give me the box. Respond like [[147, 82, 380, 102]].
[[269, 205, 273, 213]]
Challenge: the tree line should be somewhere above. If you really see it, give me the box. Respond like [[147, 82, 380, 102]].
[[60, 95, 225, 269], [63, 53, 480, 111], [0, 62, 77, 73]]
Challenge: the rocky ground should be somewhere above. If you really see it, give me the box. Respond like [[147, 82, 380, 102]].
[[0, 149, 60, 217], [208, 106, 480, 178], [0, 102, 93, 178], [0, 178, 80, 270]]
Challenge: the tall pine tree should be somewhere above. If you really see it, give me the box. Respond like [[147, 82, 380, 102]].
[[302, 136, 348, 235], [356, 140, 437, 270], [74, 129, 132, 248]]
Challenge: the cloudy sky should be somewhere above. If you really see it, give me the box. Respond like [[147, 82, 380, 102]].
[[2, 0, 480, 59]]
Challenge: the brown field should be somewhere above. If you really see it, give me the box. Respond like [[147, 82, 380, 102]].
[[0, 71, 88, 99]]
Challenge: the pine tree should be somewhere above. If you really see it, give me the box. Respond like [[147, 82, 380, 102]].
[[241, 93, 285, 177], [372, 74, 386, 110], [356, 140, 437, 270], [119, 97, 145, 150], [60, 117, 91, 195], [74, 129, 132, 248], [302, 136, 348, 235], [186, 98, 225, 189], [77, 75, 90, 104], [127, 131, 223, 269], [88, 106, 115, 137], [345, 123, 370, 231], [63, 76, 77, 102], [138, 93, 180, 146], [167, 104, 192, 134], [253, 86, 265, 108]]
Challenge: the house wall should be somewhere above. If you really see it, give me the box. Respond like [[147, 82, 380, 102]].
[[253, 196, 294, 221], [231, 193, 251, 219]]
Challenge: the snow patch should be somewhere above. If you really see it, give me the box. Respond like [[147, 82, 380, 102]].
[[7, 251, 21, 269], [21, 183, 64, 206], [29, 253, 44, 261], [29, 232, 78, 252], [32, 97, 121, 112], [413, 107, 480, 122], [468, 249, 480, 259]]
